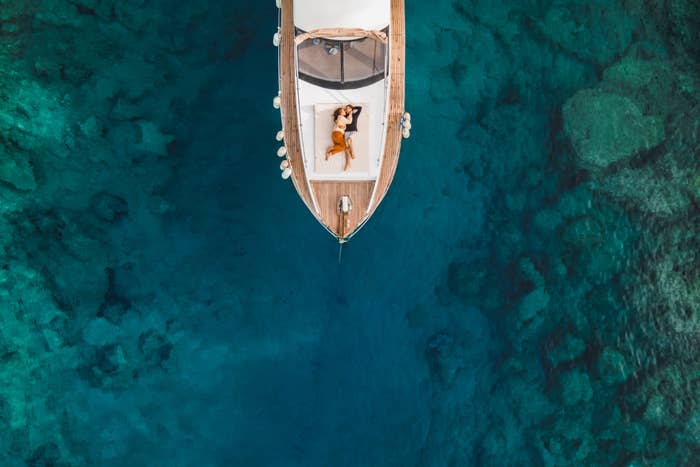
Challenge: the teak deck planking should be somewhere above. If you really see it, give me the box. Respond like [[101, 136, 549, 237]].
[[368, 0, 405, 217], [278, 0, 405, 241], [310, 181, 375, 238], [279, 0, 316, 213]]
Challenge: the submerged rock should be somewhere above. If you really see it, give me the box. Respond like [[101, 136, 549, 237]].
[[533, 2, 638, 65], [563, 89, 665, 171], [82, 318, 120, 347], [634, 251, 700, 335], [0, 148, 36, 191], [597, 348, 631, 385], [94, 343, 127, 375], [136, 121, 175, 156], [685, 413, 700, 444], [556, 186, 593, 219], [668, 0, 700, 59], [532, 207, 564, 236], [537, 417, 596, 465], [601, 56, 699, 118], [546, 333, 586, 368], [506, 286, 551, 351], [603, 57, 676, 91], [560, 370, 593, 406], [596, 166, 691, 219], [643, 394, 674, 427], [90, 191, 129, 223], [27, 442, 68, 467], [519, 287, 550, 323], [138, 329, 173, 368], [425, 333, 464, 386]]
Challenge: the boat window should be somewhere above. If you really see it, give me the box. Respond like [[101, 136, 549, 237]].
[[296, 31, 387, 89]]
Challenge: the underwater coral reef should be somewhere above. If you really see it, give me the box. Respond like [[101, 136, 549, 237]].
[[432, 1, 700, 465], [0, 0, 698, 465]]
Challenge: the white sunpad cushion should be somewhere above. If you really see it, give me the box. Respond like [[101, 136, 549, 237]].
[[313, 103, 370, 175]]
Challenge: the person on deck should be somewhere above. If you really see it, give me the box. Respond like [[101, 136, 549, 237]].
[[325, 106, 354, 171], [343, 105, 362, 163]]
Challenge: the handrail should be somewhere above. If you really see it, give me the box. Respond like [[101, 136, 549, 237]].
[[295, 28, 388, 45]]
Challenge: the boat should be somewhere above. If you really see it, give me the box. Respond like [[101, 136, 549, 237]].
[[273, 0, 409, 243]]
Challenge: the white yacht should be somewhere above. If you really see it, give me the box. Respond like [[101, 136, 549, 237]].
[[273, 0, 409, 242]]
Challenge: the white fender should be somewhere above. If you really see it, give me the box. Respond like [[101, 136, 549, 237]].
[[273, 32, 281, 47], [277, 146, 287, 157], [282, 167, 292, 179], [403, 112, 411, 121], [402, 128, 411, 139], [280, 159, 289, 170], [403, 121, 412, 130], [276, 130, 284, 141], [275, 0, 281, 8], [273, 96, 281, 109]]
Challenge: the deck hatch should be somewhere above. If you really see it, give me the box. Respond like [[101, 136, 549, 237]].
[[296, 28, 387, 90]]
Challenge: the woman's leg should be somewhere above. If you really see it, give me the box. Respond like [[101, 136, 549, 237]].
[[326, 131, 346, 159]]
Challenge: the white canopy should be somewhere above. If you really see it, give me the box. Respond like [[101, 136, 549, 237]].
[[294, 0, 390, 32]]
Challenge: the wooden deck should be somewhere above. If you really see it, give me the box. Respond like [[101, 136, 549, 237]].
[[311, 181, 375, 239], [279, 0, 316, 213], [368, 0, 406, 216], [278, 0, 405, 241]]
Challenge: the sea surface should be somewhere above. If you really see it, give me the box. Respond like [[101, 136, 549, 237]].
[[1, 1, 699, 466]]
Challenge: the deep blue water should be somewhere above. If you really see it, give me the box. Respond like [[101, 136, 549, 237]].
[[140, 6, 487, 463], [1, 1, 699, 466]]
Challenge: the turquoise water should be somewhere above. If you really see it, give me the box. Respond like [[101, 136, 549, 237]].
[[1, 1, 699, 465]]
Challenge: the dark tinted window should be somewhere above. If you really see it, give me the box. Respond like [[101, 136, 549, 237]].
[[296, 33, 387, 89]]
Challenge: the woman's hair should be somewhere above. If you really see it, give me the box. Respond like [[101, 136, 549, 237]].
[[333, 107, 343, 121]]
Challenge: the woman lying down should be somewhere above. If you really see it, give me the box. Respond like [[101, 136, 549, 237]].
[[325, 105, 362, 171]]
